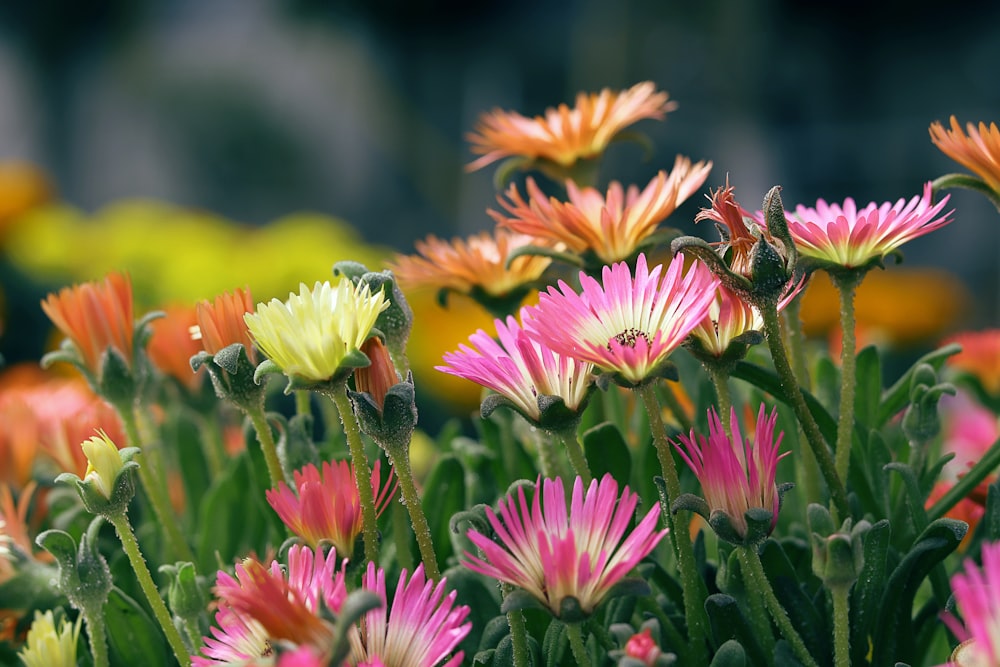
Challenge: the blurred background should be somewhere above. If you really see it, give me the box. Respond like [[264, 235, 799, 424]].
[[0, 0, 997, 419]]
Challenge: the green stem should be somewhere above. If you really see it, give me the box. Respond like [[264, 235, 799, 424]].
[[831, 585, 850, 667], [637, 383, 709, 667], [737, 546, 818, 667], [565, 623, 593, 667], [709, 368, 732, 433], [386, 447, 440, 580], [246, 407, 287, 489], [294, 390, 312, 419], [783, 295, 823, 509], [760, 303, 850, 519], [833, 274, 860, 488], [108, 512, 191, 667], [327, 385, 382, 567], [82, 609, 109, 667], [120, 409, 195, 564], [533, 427, 558, 479], [554, 427, 592, 485], [196, 410, 224, 479], [742, 562, 776, 656], [391, 500, 415, 572], [502, 583, 531, 667]]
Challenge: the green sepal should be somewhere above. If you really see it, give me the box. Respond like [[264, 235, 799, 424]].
[[901, 363, 956, 446], [192, 344, 266, 412], [748, 236, 790, 306], [671, 235, 753, 295], [634, 227, 684, 254], [97, 346, 138, 410], [932, 172, 1000, 212], [877, 343, 961, 427], [349, 374, 418, 456], [36, 518, 113, 614], [467, 285, 534, 321], [684, 329, 764, 375], [492, 156, 534, 190], [505, 242, 585, 269], [608, 129, 656, 160], [160, 561, 207, 620], [806, 503, 835, 537], [326, 590, 384, 666], [671, 493, 710, 521], [762, 185, 793, 260], [56, 454, 140, 517], [708, 510, 748, 547], [500, 587, 547, 615], [40, 339, 90, 379], [252, 358, 283, 384]]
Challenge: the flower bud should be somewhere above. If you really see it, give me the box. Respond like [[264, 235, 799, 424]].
[[56, 431, 140, 516]]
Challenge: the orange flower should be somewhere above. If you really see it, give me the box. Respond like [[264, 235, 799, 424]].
[[466, 81, 675, 171], [40, 272, 134, 375], [943, 329, 1000, 395], [930, 116, 1000, 193], [0, 388, 38, 489], [694, 179, 763, 279], [355, 337, 398, 412], [148, 304, 203, 391], [194, 287, 256, 363], [492, 157, 712, 264], [388, 229, 550, 299], [32, 379, 125, 478]]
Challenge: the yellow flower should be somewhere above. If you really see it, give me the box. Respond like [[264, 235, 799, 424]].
[[18, 610, 81, 667], [930, 116, 1000, 194], [244, 280, 389, 383], [81, 431, 124, 500], [466, 81, 675, 170]]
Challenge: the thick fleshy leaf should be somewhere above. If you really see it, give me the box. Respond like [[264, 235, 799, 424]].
[[105, 586, 167, 667], [582, 422, 631, 485]]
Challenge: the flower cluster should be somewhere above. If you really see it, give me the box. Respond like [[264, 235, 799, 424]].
[[3, 81, 997, 667]]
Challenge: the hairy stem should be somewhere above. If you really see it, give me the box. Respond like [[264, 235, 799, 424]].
[[832, 585, 850, 667], [246, 407, 287, 489], [386, 444, 441, 581], [566, 623, 593, 667], [554, 426, 592, 485], [833, 274, 860, 488]]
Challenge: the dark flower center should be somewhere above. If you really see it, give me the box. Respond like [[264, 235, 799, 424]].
[[610, 328, 651, 350]]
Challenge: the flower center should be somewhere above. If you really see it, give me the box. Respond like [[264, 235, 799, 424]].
[[610, 328, 650, 350]]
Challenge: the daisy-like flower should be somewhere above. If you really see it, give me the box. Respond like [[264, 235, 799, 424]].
[[693, 180, 763, 279], [148, 304, 204, 391], [437, 307, 594, 425], [194, 287, 258, 363], [673, 405, 789, 543], [389, 229, 550, 303], [193, 606, 271, 667], [944, 329, 1000, 395], [18, 610, 81, 667], [40, 272, 135, 376], [522, 253, 719, 386], [245, 280, 389, 384], [266, 459, 396, 556], [466, 81, 675, 171], [201, 544, 348, 660], [491, 157, 712, 265], [930, 116, 1000, 194], [463, 474, 667, 618], [350, 562, 472, 667], [687, 285, 763, 359], [786, 183, 953, 270], [942, 541, 1000, 667]]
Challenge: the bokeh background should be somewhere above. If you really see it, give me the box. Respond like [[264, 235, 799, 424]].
[[0, 0, 998, 422]]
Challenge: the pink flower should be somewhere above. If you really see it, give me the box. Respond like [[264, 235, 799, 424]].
[[942, 542, 1000, 666], [436, 308, 594, 422], [463, 474, 667, 617], [522, 253, 719, 385], [625, 627, 663, 665], [687, 286, 763, 358], [673, 406, 789, 540], [785, 183, 953, 268], [197, 545, 347, 662], [266, 460, 396, 556], [350, 563, 472, 667]]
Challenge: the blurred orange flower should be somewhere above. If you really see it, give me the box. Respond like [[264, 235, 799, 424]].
[[492, 157, 711, 264], [148, 304, 203, 391], [943, 329, 1000, 395], [466, 82, 675, 170], [389, 229, 550, 299], [40, 272, 135, 375], [194, 287, 257, 362], [930, 116, 1000, 193]]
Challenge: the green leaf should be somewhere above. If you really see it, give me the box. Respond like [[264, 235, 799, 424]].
[[872, 519, 966, 666], [105, 587, 167, 667], [854, 345, 882, 428], [758, 540, 829, 658], [730, 362, 837, 446], [420, 455, 468, 566], [849, 519, 890, 666], [542, 620, 568, 667], [582, 422, 631, 485], [709, 639, 747, 667], [442, 565, 502, 658], [705, 594, 769, 667]]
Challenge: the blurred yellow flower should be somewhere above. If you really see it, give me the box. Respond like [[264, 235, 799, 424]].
[[0, 161, 51, 245], [18, 610, 80, 667], [799, 269, 968, 346]]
